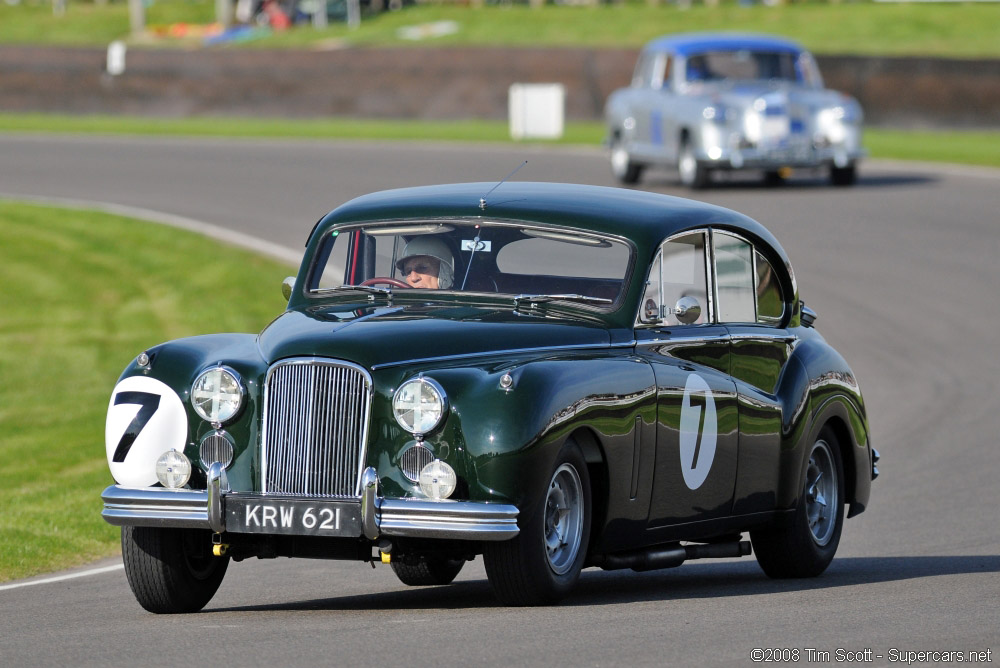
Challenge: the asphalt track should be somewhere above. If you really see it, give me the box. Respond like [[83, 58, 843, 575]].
[[1, 135, 998, 667]]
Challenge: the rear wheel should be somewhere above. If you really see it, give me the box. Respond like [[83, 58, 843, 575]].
[[483, 441, 591, 606], [751, 427, 845, 578], [678, 140, 710, 189], [610, 137, 643, 185], [121, 526, 229, 614], [391, 555, 465, 586]]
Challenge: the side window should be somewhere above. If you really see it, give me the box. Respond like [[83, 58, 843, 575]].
[[638, 232, 709, 326], [713, 232, 755, 323], [755, 250, 784, 325]]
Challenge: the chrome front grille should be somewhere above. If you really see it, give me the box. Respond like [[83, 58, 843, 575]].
[[261, 359, 372, 498]]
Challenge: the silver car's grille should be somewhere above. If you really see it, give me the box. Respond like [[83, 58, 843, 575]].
[[261, 359, 372, 498]]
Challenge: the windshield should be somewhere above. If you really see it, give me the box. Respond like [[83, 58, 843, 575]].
[[684, 50, 819, 87], [307, 220, 632, 307]]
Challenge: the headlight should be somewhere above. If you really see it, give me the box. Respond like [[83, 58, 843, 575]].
[[191, 366, 244, 424], [156, 450, 191, 488], [393, 377, 448, 436], [419, 459, 457, 499]]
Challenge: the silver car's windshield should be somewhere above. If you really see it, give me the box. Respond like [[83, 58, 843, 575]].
[[684, 50, 819, 87], [307, 220, 632, 307]]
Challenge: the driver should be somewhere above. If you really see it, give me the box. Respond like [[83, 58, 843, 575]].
[[395, 236, 455, 289]]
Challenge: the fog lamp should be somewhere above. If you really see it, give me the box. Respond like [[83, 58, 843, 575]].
[[156, 449, 192, 489], [419, 459, 457, 500]]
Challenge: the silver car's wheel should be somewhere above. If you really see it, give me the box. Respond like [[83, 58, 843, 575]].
[[678, 141, 709, 189], [544, 463, 585, 575], [610, 139, 643, 185], [805, 439, 838, 546]]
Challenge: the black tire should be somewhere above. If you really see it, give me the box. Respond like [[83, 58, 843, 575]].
[[830, 163, 857, 186], [678, 140, 710, 189], [483, 440, 592, 606], [751, 426, 845, 578], [121, 526, 229, 614], [763, 170, 786, 187], [610, 138, 643, 185], [391, 555, 465, 586]]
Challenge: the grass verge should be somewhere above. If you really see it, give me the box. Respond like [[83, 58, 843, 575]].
[[1, 1, 999, 58], [0, 200, 294, 583], [1, 113, 998, 168]]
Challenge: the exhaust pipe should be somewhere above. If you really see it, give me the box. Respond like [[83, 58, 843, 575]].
[[593, 540, 751, 572]]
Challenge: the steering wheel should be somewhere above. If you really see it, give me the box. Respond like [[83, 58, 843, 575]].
[[360, 277, 410, 288]]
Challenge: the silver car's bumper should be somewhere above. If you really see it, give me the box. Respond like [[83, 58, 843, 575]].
[[699, 143, 866, 171], [101, 466, 519, 542]]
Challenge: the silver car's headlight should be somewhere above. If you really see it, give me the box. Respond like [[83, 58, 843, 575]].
[[191, 366, 244, 424], [393, 377, 448, 436]]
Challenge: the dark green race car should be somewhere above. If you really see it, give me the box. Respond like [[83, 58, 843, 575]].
[[102, 182, 877, 612]]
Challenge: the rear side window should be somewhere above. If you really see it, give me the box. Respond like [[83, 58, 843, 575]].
[[755, 250, 784, 325], [713, 233, 755, 323]]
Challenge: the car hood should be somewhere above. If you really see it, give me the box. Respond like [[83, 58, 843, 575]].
[[708, 83, 851, 115], [257, 302, 613, 369]]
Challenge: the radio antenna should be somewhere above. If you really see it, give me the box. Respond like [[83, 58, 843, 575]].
[[480, 160, 527, 210]]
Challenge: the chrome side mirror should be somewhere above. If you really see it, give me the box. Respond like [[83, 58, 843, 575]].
[[281, 276, 296, 301], [673, 296, 702, 325]]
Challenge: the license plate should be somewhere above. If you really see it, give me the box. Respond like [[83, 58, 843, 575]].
[[225, 496, 363, 537]]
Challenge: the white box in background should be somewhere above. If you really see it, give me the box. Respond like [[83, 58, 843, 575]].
[[508, 83, 565, 140]]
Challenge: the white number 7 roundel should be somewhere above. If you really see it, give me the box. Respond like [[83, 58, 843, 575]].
[[679, 373, 717, 490], [105, 376, 188, 488]]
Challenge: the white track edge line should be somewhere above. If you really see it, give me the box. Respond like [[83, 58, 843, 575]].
[[0, 564, 124, 592], [0, 193, 303, 266]]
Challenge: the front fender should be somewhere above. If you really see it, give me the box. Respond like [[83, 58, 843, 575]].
[[379, 353, 656, 517], [107, 334, 267, 492]]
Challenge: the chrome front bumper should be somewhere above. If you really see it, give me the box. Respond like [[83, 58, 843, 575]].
[[101, 465, 519, 542]]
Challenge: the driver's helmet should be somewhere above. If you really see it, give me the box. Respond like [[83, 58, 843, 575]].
[[395, 236, 455, 289]]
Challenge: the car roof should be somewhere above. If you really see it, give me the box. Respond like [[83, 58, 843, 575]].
[[315, 181, 776, 252], [644, 33, 805, 58], [309, 182, 797, 325]]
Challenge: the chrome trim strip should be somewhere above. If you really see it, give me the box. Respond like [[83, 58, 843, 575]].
[[729, 332, 796, 343], [635, 333, 731, 346], [101, 485, 211, 529], [371, 342, 618, 371], [377, 498, 519, 541]]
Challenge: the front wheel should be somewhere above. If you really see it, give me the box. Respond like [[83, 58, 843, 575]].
[[830, 163, 857, 186], [483, 441, 591, 606], [751, 427, 845, 578], [121, 526, 229, 613], [391, 555, 465, 586]]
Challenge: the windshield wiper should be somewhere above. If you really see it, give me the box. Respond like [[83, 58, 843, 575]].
[[326, 285, 395, 301], [513, 293, 613, 310]]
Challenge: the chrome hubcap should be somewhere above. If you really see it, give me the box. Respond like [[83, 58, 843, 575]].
[[544, 463, 584, 575], [805, 439, 838, 546]]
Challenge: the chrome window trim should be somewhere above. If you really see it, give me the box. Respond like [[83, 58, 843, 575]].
[[307, 217, 636, 312], [633, 228, 714, 328], [260, 357, 374, 498]]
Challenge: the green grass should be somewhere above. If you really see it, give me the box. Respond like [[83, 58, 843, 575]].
[[1, 1, 999, 58], [0, 200, 294, 582], [1, 113, 998, 167]]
